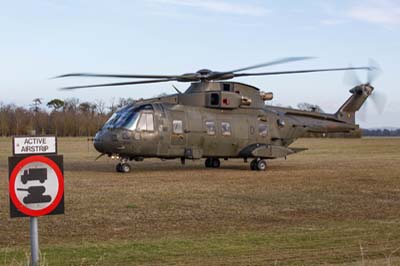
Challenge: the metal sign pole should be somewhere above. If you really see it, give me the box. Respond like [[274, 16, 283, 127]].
[[30, 217, 39, 266]]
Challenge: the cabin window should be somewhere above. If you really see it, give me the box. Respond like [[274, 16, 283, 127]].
[[172, 120, 183, 134], [205, 121, 216, 136], [259, 124, 268, 137], [210, 93, 220, 106], [277, 119, 286, 128], [221, 122, 231, 136], [222, 83, 231, 92], [137, 113, 154, 132]]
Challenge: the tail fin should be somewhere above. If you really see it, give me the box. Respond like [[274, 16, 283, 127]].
[[335, 84, 373, 124]]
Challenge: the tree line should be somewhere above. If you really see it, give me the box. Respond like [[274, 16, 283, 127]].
[[0, 99, 320, 137], [0, 98, 134, 137], [0, 98, 397, 137], [362, 128, 400, 137]]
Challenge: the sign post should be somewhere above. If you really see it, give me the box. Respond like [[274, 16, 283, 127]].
[[9, 136, 64, 266], [31, 217, 39, 266]]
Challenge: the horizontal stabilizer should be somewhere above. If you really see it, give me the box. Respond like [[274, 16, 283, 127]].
[[239, 144, 300, 159]]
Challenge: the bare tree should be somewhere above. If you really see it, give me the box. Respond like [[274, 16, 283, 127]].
[[297, 102, 324, 113], [31, 98, 43, 113]]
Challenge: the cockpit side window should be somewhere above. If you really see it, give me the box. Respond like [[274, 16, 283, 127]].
[[146, 113, 154, 131], [104, 113, 119, 128], [102, 104, 154, 131], [172, 120, 183, 134], [121, 111, 140, 130], [137, 113, 154, 132], [137, 114, 147, 131]]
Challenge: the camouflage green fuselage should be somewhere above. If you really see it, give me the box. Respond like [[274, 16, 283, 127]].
[[94, 81, 368, 160]]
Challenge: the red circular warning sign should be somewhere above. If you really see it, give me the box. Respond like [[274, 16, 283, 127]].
[[9, 156, 64, 217]]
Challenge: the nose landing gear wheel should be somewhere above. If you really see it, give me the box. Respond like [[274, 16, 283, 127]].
[[116, 163, 122, 172], [116, 163, 131, 173]]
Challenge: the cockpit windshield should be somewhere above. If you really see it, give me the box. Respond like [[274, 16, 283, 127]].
[[103, 105, 153, 131]]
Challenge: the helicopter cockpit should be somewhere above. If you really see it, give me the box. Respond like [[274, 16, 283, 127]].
[[102, 105, 154, 131]]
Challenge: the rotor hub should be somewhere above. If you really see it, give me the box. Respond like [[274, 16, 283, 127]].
[[362, 84, 374, 95], [350, 84, 374, 96], [196, 69, 212, 76]]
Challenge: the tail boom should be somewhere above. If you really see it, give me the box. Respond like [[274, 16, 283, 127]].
[[335, 84, 373, 124]]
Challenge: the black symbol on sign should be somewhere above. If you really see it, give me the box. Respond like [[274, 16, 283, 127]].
[[21, 168, 47, 184], [17, 186, 52, 204], [18, 168, 51, 204]]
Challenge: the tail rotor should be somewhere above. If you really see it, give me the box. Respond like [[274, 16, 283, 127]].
[[343, 59, 386, 118]]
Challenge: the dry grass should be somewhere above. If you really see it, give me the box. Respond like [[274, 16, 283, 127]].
[[0, 137, 400, 265]]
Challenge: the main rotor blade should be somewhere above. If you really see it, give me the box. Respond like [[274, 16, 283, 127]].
[[60, 78, 176, 90], [55, 73, 180, 79], [233, 66, 371, 78], [226, 57, 315, 73]]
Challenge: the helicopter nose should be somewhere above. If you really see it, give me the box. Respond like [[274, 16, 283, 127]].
[[94, 131, 106, 153], [94, 129, 126, 153]]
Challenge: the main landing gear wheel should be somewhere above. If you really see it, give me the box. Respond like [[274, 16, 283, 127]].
[[205, 158, 221, 168], [250, 160, 257, 170], [250, 159, 267, 171], [211, 158, 220, 168], [116, 163, 131, 173]]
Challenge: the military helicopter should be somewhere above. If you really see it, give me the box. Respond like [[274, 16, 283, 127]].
[[56, 57, 381, 173]]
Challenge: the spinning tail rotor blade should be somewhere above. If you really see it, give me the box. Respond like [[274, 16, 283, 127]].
[[357, 92, 386, 121], [343, 66, 362, 87], [367, 58, 381, 84], [370, 91, 387, 114], [358, 101, 368, 122], [366, 59, 385, 113], [343, 59, 385, 119]]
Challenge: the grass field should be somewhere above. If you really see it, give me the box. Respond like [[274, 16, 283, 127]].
[[1, 137, 400, 265]]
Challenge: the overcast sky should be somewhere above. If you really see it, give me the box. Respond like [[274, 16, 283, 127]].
[[0, 0, 399, 128]]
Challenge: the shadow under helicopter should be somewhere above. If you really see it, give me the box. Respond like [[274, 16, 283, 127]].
[[63, 159, 305, 173]]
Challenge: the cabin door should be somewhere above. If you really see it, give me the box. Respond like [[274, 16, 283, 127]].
[[135, 111, 158, 155], [233, 115, 249, 152], [215, 118, 236, 157], [169, 111, 187, 155]]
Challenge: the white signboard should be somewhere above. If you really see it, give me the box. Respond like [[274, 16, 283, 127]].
[[13, 136, 57, 155]]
